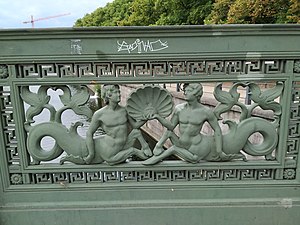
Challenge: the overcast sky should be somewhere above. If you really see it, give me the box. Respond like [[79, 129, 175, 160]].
[[0, 0, 113, 29]]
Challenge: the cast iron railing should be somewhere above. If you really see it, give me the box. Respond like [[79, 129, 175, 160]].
[[0, 25, 299, 225]]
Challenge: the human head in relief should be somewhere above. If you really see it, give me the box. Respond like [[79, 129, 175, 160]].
[[101, 84, 120, 104]]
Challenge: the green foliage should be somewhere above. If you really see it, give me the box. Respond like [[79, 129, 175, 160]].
[[75, 0, 213, 26], [154, 0, 213, 25], [120, 0, 159, 26], [227, 0, 291, 24], [286, 0, 300, 23], [207, 0, 299, 24], [74, 0, 300, 26], [205, 0, 235, 24], [75, 0, 134, 26]]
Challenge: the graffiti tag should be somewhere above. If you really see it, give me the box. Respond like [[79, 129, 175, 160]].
[[117, 39, 168, 54]]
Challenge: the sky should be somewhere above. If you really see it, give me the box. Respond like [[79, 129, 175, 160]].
[[0, 0, 113, 29]]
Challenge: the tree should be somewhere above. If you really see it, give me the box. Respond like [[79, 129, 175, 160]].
[[227, 0, 291, 24], [120, 0, 159, 26], [75, 0, 213, 26], [286, 0, 300, 23], [75, 0, 133, 27], [154, 0, 213, 25], [206, 0, 298, 24], [205, 0, 235, 24], [74, 0, 299, 26]]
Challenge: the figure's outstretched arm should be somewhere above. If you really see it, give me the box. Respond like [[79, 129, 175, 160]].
[[128, 115, 146, 129], [153, 110, 179, 155], [154, 115, 175, 131], [155, 106, 180, 131]]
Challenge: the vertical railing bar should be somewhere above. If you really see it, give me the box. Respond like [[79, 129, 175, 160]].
[[275, 60, 295, 179], [9, 81, 31, 172], [0, 85, 11, 189]]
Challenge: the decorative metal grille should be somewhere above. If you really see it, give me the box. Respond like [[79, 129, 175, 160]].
[[1, 59, 298, 188], [15, 60, 286, 78]]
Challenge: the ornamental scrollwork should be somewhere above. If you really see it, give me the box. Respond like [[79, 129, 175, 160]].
[[21, 85, 94, 164]]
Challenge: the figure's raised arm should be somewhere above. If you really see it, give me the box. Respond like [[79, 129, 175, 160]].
[[154, 105, 181, 131], [151, 107, 180, 156], [128, 105, 178, 131], [127, 115, 146, 129]]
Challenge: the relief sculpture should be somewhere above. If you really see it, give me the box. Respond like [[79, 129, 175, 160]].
[[80, 84, 153, 165], [22, 85, 153, 165], [21, 82, 283, 166], [142, 83, 282, 165]]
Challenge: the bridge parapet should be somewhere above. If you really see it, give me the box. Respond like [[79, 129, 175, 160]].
[[0, 25, 300, 225]]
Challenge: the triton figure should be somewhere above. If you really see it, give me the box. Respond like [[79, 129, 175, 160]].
[[60, 84, 152, 165], [143, 83, 241, 165]]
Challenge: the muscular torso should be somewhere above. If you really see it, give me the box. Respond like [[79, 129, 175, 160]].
[[176, 103, 209, 147], [97, 106, 128, 146]]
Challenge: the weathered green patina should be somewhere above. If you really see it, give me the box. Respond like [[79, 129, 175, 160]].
[[0, 25, 300, 225]]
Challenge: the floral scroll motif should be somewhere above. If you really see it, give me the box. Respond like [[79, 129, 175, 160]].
[[21, 85, 94, 164]]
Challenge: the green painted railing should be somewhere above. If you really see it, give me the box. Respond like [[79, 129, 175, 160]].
[[0, 25, 300, 225]]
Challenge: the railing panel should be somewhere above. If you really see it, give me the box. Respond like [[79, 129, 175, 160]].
[[0, 25, 300, 225]]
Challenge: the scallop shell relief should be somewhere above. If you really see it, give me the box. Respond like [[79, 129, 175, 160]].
[[126, 85, 174, 121]]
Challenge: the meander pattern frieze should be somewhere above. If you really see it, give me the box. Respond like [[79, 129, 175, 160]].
[[15, 60, 285, 78], [284, 81, 300, 179], [0, 87, 19, 164], [1, 59, 299, 187], [17, 169, 275, 185]]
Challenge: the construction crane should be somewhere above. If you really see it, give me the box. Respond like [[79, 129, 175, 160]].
[[23, 13, 71, 28]]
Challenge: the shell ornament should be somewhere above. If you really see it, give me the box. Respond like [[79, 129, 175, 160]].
[[126, 85, 174, 121]]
